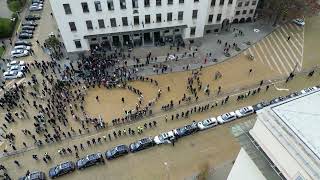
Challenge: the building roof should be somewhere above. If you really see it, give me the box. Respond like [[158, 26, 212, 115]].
[[271, 90, 320, 161]]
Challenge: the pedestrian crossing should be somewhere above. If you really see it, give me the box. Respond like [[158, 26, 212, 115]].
[[244, 22, 304, 76]]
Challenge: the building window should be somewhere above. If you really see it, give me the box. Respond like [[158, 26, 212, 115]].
[[110, 18, 117, 27], [122, 17, 128, 26], [156, 0, 161, 6], [74, 40, 82, 48], [145, 15, 150, 24], [194, 0, 199, 2], [179, 0, 184, 3], [120, 0, 126, 9], [107, 0, 114, 10], [219, 0, 224, 5], [167, 12, 172, 21], [134, 16, 139, 25], [86, 20, 93, 30], [192, 10, 198, 19], [216, 13, 222, 21], [252, 1, 257, 5], [235, 11, 240, 15], [94, 1, 102, 11], [132, 0, 138, 8], [242, 10, 247, 14], [190, 27, 196, 36], [245, 1, 249, 6], [156, 14, 161, 22], [98, 19, 105, 28], [249, 9, 254, 14], [81, 2, 89, 13], [211, 0, 215, 6], [144, 0, 150, 7], [63, 4, 72, 14], [208, 14, 213, 23], [237, 2, 242, 7], [168, 0, 173, 5], [228, 0, 232, 4], [178, 11, 183, 20], [69, 22, 76, 31]]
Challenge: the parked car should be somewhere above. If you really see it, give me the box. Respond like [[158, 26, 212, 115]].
[[22, 26, 35, 31], [286, 91, 302, 99], [19, 33, 33, 39], [48, 161, 75, 179], [19, 171, 46, 180], [29, 5, 43, 11], [32, 0, 44, 3], [197, 118, 218, 130], [22, 21, 38, 27], [9, 65, 26, 73], [14, 45, 32, 51], [15, 40, 32, 46], [217, 112, 237, 124], [11, 49, 29, 58], [173, 122, 199, 138], [235, 106, 254, 118], [105, 145, 129, 160], [252, 101, 270, 111], [25, 15, 41, 21], [269, 96, 286, 105], [3, 71, 24, 80], [7, 60, 26, 67], [154, 131, 175, 145], [129, 137, 154, 153], [76, 153, 104, 170], [301, 86, 318, 94], [21, 30, 34, 34], [292, 18, 305, 26]]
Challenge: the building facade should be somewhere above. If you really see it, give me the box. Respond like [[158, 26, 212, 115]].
[[49, 0, 258, 52]]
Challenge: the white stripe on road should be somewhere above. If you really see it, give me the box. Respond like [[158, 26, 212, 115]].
[[256, 42, 275, 71], [265, 36, 290, 75], [284, 24, 303, 48], [279, 26, 303, 56], [251, 45, 265, 65], [259, 40, 283, 74]]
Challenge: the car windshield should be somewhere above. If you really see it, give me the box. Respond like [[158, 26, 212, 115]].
[[222, 114, 231, 120], [202, 119, 211, 126], [30, 173, 39, 179], [159, 133, 169, 141], [134, 142, 141, 148], [240, 108, 249, 114]]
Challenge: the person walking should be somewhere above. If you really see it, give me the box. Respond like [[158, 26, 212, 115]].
[[287, 36, 291, 41]]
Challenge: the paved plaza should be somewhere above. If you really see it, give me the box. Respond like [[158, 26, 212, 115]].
[[0, 0, 320, 180]]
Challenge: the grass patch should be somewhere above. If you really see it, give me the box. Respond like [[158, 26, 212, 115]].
[[7, 0, 26, 12], [0, 47, 4, 57], [0, 17, 15, 38]]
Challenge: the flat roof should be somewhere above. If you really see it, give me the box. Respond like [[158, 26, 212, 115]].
[[272, 90, 320, 160]]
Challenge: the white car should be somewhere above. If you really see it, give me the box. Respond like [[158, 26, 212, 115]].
[[11, 49, 29, 58], [235, 106, 254, 118], [301, 86, 318, 94], [197, 118, 218, 130], [154, 131, 175, 145], [14, 45, 31, 51], [292, 18, 305, 26], [217, 112, 237, 124], [7, 60, 26, 67], [9, 65, 26, 73], [3, 71, 24, 80]]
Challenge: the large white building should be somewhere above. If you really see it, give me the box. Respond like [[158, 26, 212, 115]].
[[49, 0, 258, 52], [228, 89, 320, 180]]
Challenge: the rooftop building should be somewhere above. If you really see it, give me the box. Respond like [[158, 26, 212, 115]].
[[49, 0, 258, 52]]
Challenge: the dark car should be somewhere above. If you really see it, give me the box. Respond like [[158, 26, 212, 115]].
[[76, 153, 105, 169], [22, 26, 35, 31], [25, 15, 41, 21], [286, 91, 302, 99], [252, 101, 270, 111], [19, 33, 33, 39], [173, 122, 199, 138], [269, 96, 286, 105], [129, 137, 154, 153], [15, 40, 32, 46], [22, 21, 38, 27], [19, 171, 46, 180], [48, 161, 75, 179], [21, 30, 34, 34], [105, 145, 129, 160]]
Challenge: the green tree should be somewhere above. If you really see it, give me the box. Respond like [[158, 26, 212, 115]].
[[45, 36, 60, 51], [261, 0, 320, 26]]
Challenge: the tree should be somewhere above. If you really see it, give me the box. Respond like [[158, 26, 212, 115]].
[[45, 36, 60, 51], [261, 0, 320, 26]]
